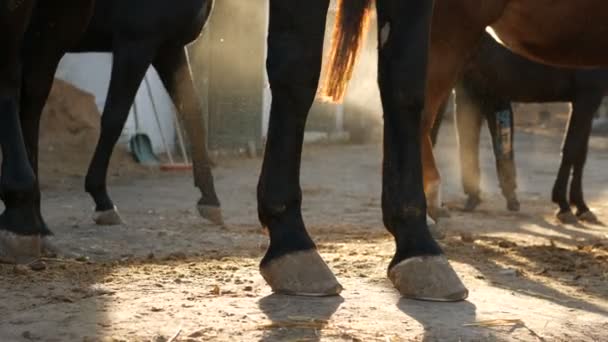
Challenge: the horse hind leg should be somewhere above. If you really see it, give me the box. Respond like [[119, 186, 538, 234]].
[[153, 45, 223, 225], [375, 0, 467, 301], [85, 41, 157, 226]]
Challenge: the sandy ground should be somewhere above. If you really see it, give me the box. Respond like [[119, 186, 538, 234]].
[[1, 117, 608, 341]]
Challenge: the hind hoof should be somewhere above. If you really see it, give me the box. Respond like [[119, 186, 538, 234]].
[[577, 210, 600, 224], [556, 210, 578, 224], [427, 215, 446, 240], [463, 196, 481, 212], [93, 206, 124, 226], [197, 205, 224, 225], [428, 206, 451, 221], [41, 237, 61, 258], [260, 250, 343, 297], [507, 199, 520, 212], [388, 255, 468, 302], [0, 231, 42, 264]]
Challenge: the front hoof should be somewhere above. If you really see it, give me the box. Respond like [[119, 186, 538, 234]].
[[0, 231, 41, 264], [388, 255, 468, 302], [197, 205, 224, 225], [427, 215, 446, 240], [556, 210, 578, 224], [577, 210, 600, 224], [260, 250, 343, 297], [463, 196, 481, 212], [93, 206, 124, 226]]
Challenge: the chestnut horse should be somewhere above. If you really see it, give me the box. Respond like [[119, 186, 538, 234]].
[[323, 0, 608, 223]]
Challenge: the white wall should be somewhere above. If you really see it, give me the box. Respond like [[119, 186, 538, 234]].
[[55, 53, 177, 154]]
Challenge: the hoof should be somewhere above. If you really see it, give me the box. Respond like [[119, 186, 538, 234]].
[[427, 215, 446, 240], [556, 210, 578, 224], [93, 206, 124, 226], [428, 206, 450, 221], [0, 231, 41, 264], [41, 237, 61, 258], [506, 199, 520, 212], [463, 196, 481, 212], [577, 210, 600, 224], [197, 205, 224, 225], [388, 255, 468, 302], [260, 250, 343, 297]]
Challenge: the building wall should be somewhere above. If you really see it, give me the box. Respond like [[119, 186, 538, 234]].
[[55, 53, 177, 154]]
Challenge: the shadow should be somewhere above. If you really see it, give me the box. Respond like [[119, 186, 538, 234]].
[[397, 299, 483, 341], [444, 236, 608, 317], [258, 293, 344, 342]]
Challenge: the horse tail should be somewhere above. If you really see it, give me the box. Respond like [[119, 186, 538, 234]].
[[319, 0, 374, 103]]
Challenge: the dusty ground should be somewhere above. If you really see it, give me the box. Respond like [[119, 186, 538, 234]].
[[1, 108, 608, 341]]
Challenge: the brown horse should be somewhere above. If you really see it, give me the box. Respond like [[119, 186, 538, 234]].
[[324, 0, 608, 221]]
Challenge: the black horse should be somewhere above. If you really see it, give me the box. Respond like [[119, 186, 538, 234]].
[[19, 0, 221, 227], [0, 0, 94, 263], [432, 32, 607, 224], [3, 0, 466, 301], [257, 0, 467, 301]]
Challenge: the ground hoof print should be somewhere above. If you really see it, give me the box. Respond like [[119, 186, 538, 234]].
[[427, 215, 446, 240], [463, 196, 481, 212], [0, 231, 42, 264], [577, 210, 600, 224], [260, 250, 343, 297], [506, 199, 520, 212], [93, 206, 124, 226], [197, 205, 224, 225], [388, 255, 468, 302], [556, 210, 578, 224]]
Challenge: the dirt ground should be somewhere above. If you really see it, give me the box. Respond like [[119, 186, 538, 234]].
[[1, 98, 608, 341]]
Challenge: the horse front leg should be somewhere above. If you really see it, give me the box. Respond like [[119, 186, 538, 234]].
[[257, 0, 341, 296], [376, 0, 467, 301], [560, 92, 603, 223], [0, 0, 46, 263]]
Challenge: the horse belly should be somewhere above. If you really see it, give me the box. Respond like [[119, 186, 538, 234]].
[[492, 0, 608, 67]]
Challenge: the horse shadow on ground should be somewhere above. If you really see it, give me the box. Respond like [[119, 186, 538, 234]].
[[257, 294, 344, 342], [397, 299, 488, 342], [444, 234, 608, 318]]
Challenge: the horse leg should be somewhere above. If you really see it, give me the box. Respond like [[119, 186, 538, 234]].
[[430, 100, 448, 147], [454, 83, 484, 212], [153, 46, 222, 225], [155, 46, 221, 222], [375, 0, 466, 301], [16, 0, 93, 255], [0, 1, 47, 263], [85, 42, 157, 225], [567, 93, 602, 223], [257, 0, 341, 296], [486, 102, 519, 211]]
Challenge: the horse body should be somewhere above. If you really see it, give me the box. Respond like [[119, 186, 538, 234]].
[[493, 1, 608, 67]]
